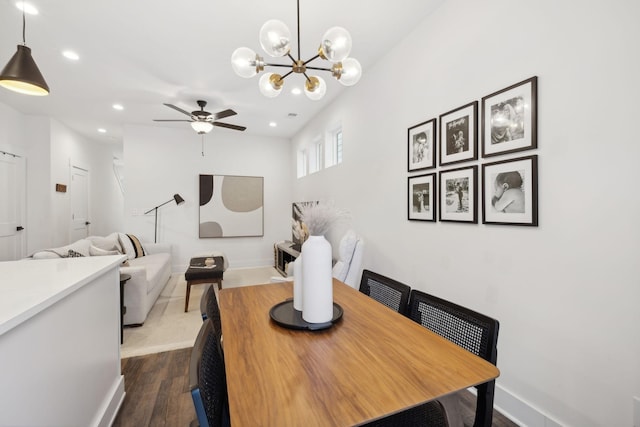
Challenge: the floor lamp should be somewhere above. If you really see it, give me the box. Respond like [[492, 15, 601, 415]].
[[144, 194, 185, 243]]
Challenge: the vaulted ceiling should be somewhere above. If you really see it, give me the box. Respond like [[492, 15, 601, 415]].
[[0, 0, 444, 142]]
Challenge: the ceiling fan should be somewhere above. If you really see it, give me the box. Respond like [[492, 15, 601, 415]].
[[153, 100, 246, 134]]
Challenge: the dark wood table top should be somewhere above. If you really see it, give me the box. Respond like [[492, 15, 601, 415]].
[[219, 279, 500, 427]]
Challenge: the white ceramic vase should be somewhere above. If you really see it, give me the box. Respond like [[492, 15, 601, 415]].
[[301, 235, 333, 323], [293, 256, 303, 311]]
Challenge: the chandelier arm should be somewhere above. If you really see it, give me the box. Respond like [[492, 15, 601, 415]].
[[281, 70, 294, 80], [303, 54, 321, 66], [266, 63, 295, 68], [305, 66, 332, 72]]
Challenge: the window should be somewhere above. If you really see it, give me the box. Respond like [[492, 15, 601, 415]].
[[308, 136, 322, 174], [325, 125, 343, 168]]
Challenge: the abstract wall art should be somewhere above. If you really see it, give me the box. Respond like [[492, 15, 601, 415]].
[[199, 174, 264, 238]]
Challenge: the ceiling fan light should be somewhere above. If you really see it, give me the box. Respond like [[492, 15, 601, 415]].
[[320, 27, 352, 63], [231, 47, 264, 78], [304, 76, 326, 101], [259, 73, 284, 98], [191, 121, 214, 134], [0, 45, 49, 96], [335, 57, 362, 86], [259, 19, 291, 57]]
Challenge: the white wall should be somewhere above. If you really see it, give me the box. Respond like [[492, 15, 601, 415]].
[[122, 125, 292, 271], [292, 0, 640, 426], [0, 101, 123, 255]]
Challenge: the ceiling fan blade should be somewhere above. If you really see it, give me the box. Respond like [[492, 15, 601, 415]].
[[163, 103, 192, 117], [153, 119, 192, 122], [213, 122, 246, 131], [212, 109, 237, 120]]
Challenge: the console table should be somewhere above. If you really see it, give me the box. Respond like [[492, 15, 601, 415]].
[[274, 241, 300, 276]]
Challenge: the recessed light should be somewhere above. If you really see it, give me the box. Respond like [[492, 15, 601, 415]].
[[112, 104, 124, 111], [98, 128, 107, 133], [269, 122, 277, 127], [291, 87, 302, 95], [62, 50, 79, 61], [16, 2, 38, 15]]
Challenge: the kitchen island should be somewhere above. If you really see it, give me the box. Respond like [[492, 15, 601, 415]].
[[0, 255, 126, 427]]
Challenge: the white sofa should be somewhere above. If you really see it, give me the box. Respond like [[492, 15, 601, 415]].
[[30, 232, 171, 326]]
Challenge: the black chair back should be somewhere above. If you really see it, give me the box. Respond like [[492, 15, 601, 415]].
[[200, 284, 222, 333], [189, 319, 230, 427], [359, 269, 411, 315], [408, 289, 500, 427]]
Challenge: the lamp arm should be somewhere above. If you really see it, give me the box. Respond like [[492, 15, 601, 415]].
[[143, 198, 174, 215]]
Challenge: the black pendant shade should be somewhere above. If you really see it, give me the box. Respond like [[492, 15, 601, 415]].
[[0, 44, 50, 96]]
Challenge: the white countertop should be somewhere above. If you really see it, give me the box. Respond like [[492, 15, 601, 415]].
[[0, 255, 126, 335]]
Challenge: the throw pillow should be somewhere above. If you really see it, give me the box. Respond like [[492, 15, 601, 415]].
[[118, 233, 145, 259], [67, 249, 85, 258], [89, 245, 121, 256]]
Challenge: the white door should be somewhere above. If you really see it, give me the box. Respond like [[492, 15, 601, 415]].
[[70, 166, 90, 241], [0, 151, 26, 261]]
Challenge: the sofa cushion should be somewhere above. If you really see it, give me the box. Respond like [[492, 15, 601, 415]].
[[87, 232, 122, 253], [128, 252, 170, 294]]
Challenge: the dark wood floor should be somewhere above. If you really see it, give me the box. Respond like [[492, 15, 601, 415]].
[[113, 348, 519, 427]]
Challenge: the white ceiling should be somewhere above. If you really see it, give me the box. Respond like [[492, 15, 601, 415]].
[[0, 0, 443, 143]]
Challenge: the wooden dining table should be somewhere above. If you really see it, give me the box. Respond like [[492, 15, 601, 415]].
[[218, 279, 500, 427]]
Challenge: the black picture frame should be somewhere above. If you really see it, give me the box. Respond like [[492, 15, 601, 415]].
[[439, 101, 478, 167], [481, 76, 538, 158], [408, 118, 437, 171], [439, 165, 478, 223], [408, 173, 436, 222], [482, 155, 538, 226]]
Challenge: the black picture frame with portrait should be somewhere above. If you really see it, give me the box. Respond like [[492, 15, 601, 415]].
[[439, 101, 478, 167], [439, 166, 477, 223], [481, 76, 538, 158], [482, 155, 538, 226], [408, 173, 436, 222], [408, 118, 437, 171]]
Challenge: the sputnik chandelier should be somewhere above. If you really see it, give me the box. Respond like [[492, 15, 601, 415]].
[[231, 0, 362, 100]]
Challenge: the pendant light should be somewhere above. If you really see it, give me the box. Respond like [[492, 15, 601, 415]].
[[0, 5, 50, 96]]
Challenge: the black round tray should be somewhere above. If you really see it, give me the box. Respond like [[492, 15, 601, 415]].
[[269, 299, 343, 331]]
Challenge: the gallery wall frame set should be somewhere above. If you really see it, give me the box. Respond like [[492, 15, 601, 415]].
[[439, 166, 478, 224], [481, 76, 537, 158], [408, 173, 436, 221], [408, 118, 436, 172], [482, 155, 538, 226], [406, 76, 539, 226]]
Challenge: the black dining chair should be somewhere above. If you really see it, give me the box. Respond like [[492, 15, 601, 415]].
[[364, 290, 499, 427], [409, 289, 500, 427], [189, 319, 230, 427], [358, 269, 411, 315], [200, 284, 222, 333]]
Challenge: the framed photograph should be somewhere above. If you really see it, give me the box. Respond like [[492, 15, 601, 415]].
[[408, 173, 436, 222], [482, 155, 538, 226], [481, 76, 537, 158], [439, 101, 478, 166], [408, 118, 436, 171], [439, 166, 478, 223], [199, 174, 264, 237]]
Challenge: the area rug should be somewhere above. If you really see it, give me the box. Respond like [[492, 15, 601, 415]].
[[120, 266, 280, 358]]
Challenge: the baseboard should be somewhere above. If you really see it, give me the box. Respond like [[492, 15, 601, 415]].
[[493, 384, 564, 427], [95, 375, 125, 427]]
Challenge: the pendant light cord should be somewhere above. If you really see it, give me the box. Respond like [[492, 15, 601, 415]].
[[22, 8, 26, 45]]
